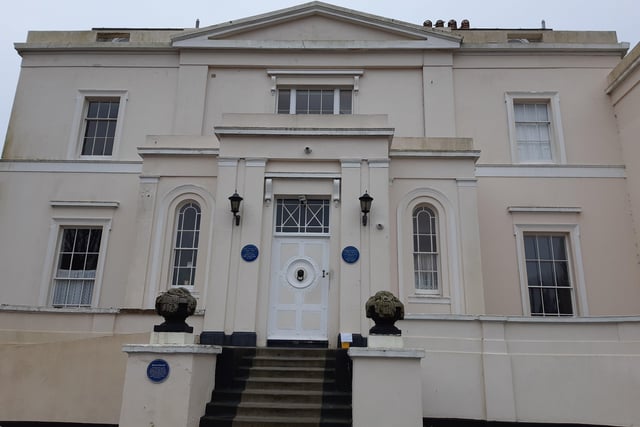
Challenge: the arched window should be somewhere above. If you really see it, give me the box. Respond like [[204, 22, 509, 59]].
[[171, 202, 201, 287], [413, 205, 439, 292]]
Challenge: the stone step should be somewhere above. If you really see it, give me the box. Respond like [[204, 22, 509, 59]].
[[239, 376, 330, 391], [237, 365, 333, 379], [212, 388, 351, 405], [246, 355, 333, 368], [206, 401, 351, 419], [200, 414, 351, 427], [253, 347, 339, 358]]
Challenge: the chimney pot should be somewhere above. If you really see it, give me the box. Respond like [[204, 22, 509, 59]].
[[448, 19, 457, 29], [435, 19, 445, 28], [423, 20, 433, 28], [461, 19, 470, 29]]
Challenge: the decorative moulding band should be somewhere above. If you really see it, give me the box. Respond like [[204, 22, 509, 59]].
[[507, 206, 582, 214], [50, 200, 120, 208]]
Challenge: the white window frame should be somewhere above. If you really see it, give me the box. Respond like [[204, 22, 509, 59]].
[[514, 224, 588, 316], [276, 88, 353, 115], [39, 217, 112, 307], [67, 90, 128, 159], [505, 92, 566, 164], [412, 205, 440, 295], [170, 200, 202, 289]]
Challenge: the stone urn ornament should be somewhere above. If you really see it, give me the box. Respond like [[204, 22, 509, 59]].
[[365, 291, 405, 335], [154, 287, 197, 333]]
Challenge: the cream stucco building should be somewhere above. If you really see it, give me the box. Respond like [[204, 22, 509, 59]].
[[1, 2, 640, 426]]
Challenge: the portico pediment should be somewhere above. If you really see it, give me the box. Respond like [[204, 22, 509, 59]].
[[172, 1, 460, 50]]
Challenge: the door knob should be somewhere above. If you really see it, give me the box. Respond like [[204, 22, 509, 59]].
[[296, 269, 305, 281]]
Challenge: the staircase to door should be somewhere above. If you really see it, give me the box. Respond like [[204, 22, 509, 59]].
[[199, 347, 352, 427]]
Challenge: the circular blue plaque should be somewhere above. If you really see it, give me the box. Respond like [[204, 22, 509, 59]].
[[342, 246, 360, 264], [147, 359, 170, 384], [241, 244, 259, 262]]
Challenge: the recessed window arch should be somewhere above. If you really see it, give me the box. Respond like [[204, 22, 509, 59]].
[[412, 204, 439, 293], [171, 201, 201, 287]]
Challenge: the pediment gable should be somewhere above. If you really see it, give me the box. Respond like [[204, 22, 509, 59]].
[[173, 1, 460, 50]]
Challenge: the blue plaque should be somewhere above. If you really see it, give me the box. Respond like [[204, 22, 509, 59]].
[[241, 244, 259, 262], [147, 359, 170, 383], [342, 246, 360, 264]]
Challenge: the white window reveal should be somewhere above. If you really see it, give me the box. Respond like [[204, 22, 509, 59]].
[[67, 90, 128, 159], [412, 205, 439, 293], [505, 92, 566, 164], [52, 227, 103, 307], [524, 234, 574, 316], [171, 202, 201, 287], [275, 199, 330, 234], [277, 89, 352, 115]]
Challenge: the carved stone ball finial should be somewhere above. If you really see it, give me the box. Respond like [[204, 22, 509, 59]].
[[365, 291, 405, 335], [154, 287, 197, 333]]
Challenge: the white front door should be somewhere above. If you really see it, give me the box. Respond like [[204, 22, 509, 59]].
[[269, 238, 329, 341], [268, 198, 331, 342]]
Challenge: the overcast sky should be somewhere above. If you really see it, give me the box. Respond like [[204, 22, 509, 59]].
[[1, 0, 638, 154]]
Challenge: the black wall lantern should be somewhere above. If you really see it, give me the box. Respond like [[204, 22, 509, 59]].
[[229, 191, 243, 226], [359, 191, 373, 226]]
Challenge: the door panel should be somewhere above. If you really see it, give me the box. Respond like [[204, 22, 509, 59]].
[[268, 238, 329, 341]]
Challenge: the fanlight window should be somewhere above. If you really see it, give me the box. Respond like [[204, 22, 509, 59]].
[[275, 199, 330, 234], [413, 206, 439, 292]]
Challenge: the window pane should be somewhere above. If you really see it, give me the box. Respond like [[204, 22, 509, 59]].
[[321, 90, 333, 114], [108, 102, 119, 118], [296, 90, 309, 114], [542, 288, 559, 315], [557, 288, 573, 315], [526, 261, 540, 286], [277, 90, 291, 114], [540, 261, 555, 286], [524, 236, 536, 259], [340, 90, 352, 114], [529, 287, 543, 315], [308, 90, 321, 113], [537, 236, 551, 259], [97, 102, 111, 118], [555, 262, 570, 286], [552, 236, 566, 260]]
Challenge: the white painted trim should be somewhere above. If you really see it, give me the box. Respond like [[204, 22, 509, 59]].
[[349, 348, 425, 359], [50, 200, 120, 208], [0, 305, 119, 314], [508, 206, 582, 214], [396, 188, 463, 314], [403, 314, 640, 323], [368, 160, 390, 168], [67, 90, 128, 160], [513, 223, 589, 316], [0, 161, 142, 174], [341, 160, 361, 168], [39, 217, 113, 307], [391, 150, 481, 159], [214, 127, 394, 136], [407, 296, 452, 304], [265, 172, 341, 179], [218, 158, 239, 167], [456, 178, 478, 188], [267, 69, 364, 76], [145, 185, 215, 308], [137, 147, 219, 156], [264, 178, 273, 205], [246, 158, 267, 167], [123, 344, 221, 354], [174, 40, 455, 50], [475, 165, 626, 178], [332, 179, 341, 206], [140, 176, 160, 184]]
